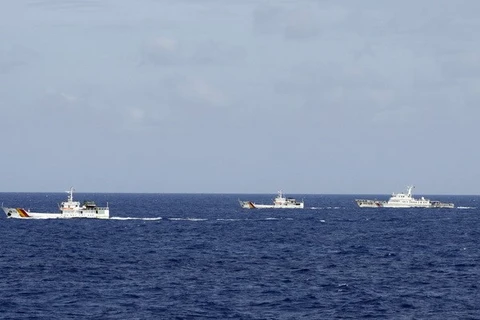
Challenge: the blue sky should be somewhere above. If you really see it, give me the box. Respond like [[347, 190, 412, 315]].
[[1, 0, 479, 194]]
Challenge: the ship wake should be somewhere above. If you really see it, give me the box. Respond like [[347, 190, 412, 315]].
[[110, 217, 163, 220]]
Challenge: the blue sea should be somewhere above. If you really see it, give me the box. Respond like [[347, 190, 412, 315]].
[[1, 193, 479, 319]]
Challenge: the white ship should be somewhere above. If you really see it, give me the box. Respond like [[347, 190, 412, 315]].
[[2, 187, 109, 219], [239, 191, 304, 209], [355, 186, 454, 208]]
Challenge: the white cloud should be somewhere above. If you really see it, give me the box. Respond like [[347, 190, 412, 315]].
[[149, 36, 177, 53], [59, 92, 79, 104], [181, 77, 228, 108], [140, 36, 181, 65], [140, 36, 245, 66], [372, 105, 417, 124], [157, 75, 230, 112], [27, 0, 105, 11], [253, 2, 349, 40]]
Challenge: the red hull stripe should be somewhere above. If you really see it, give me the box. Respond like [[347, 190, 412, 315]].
[[17, 208, 30, 217]]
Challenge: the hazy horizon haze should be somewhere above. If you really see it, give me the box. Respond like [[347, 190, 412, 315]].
[[1, 0, 479, 195]]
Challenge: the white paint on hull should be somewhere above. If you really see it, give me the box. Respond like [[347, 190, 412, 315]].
[[239, 191, 304, 209], [2, 187, 110, 219]]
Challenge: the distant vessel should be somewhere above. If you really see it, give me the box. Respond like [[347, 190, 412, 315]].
[[2, 187, 109, 219], [355, 186, 454, 208], [239, 191, 304, 209]]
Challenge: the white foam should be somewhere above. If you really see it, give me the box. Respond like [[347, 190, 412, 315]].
[[168, 217, 208, 221], [457, 206, 476, 209], [110, 217, 162, 220]]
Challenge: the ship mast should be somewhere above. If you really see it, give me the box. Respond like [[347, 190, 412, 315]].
[[406, 185, 414, 197], [66, 187, 74, 202]]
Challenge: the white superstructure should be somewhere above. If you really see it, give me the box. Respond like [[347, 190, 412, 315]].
[[2, 187, 109, 219], [355, 186, 454, 208], [239, 191, 304, 209]]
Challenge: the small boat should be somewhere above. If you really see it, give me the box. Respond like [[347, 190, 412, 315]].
[[239, 191, 304, 209], [355, 186, 454, 208], [2, 187, 110, 219]]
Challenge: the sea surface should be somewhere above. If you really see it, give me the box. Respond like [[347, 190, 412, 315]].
[[1, 193, 479, 319]]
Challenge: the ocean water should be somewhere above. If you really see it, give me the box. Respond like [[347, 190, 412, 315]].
[[0, 193, 479, 319]]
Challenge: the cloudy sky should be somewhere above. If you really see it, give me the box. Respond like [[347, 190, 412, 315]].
[[1, 0, 479, 194]]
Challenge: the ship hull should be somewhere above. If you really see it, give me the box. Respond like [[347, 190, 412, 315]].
[[2, 207, 109, 219], [355, 199, 454, 209], [355, 200, 385, 208], [239, 201, 304, 209]]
